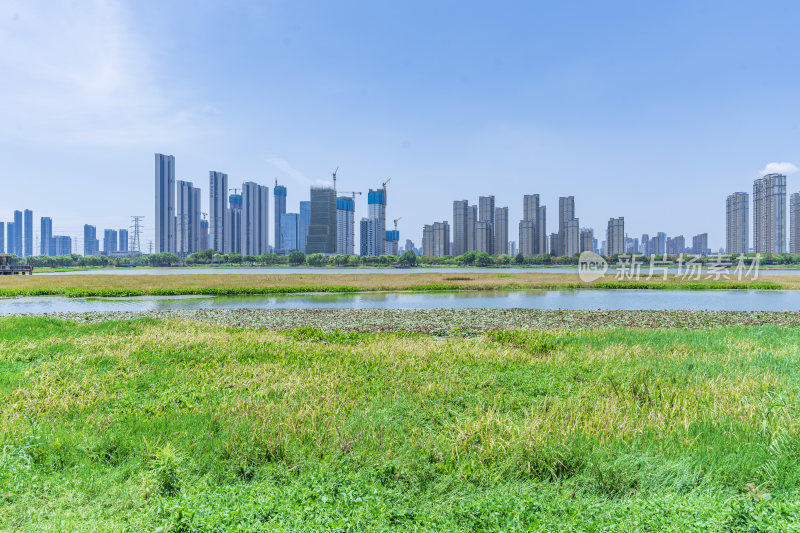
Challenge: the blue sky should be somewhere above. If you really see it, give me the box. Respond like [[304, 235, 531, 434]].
[[2, 0, 799, 251]]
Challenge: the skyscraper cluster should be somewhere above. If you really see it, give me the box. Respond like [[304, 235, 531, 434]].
[[155, 154, 392, 257], [726, 173, 798, 255]]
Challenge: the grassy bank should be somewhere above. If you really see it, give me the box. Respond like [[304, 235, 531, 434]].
[[2, 316, 799, 530], [0, 272, 789, 297]]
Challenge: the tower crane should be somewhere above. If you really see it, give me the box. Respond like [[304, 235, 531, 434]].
[[393, 217, 402, 231], [332, 167, 339, 191], [339, 191, 362, 200], [382, 178, 391, 195]]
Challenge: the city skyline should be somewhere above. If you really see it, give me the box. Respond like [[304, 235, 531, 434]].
[[4, 156, 800, 258], [3, 2, 800, 251]]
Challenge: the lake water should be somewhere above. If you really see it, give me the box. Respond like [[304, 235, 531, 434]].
[[2, 289, 799, 314]]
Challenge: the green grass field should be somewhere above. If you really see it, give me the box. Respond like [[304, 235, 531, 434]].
[[2, 316, 800, 530], [0, 271, 789, 298]]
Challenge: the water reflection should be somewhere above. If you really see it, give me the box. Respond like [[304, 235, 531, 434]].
[[2, 289, 799, 314]]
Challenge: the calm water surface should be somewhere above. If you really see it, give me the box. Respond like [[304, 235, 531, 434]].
[[2, 289, 799, 314]]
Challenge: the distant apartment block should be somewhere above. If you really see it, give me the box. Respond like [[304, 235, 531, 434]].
[[280, 213, 300, 253], [791, 192, 800, 254], [23, 209, 32, 257], [579, 227, 594, 253], [336, 196, 355, 255], [0, 221, 4, 253], [154, 153, 176, 254], [365, 188, 387, 256], [241, 181, 269, 256], [306, 187, 337, 254], [726, 191, 749, 254], [299, 201, 310, 253], [83, 225, 99, 256], [40, 217, 52, 256], [494, 206, 508, 255], [177, 180, 202, 256], [274, 182, 287, 253], [606, 217, 625, 256], [558, 196, 575, 257], [753, 173, 786, 254], [478, 196, 495, 254], [53, 236, 72, 256], [13, 211, 22, 257], [119, 229, 129, 253], [209, 170, 229, 253], [226, 193, 242, 255], [563, 218, 580, 257], [692, 233, 708, 256], [104, 229, 118, 254], [452, 200, 469, 256]]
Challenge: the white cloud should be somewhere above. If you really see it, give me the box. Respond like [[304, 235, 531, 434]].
[[0, 0, 207, 145], [760, 162, 799, 176], [265, 156, 313, 186]]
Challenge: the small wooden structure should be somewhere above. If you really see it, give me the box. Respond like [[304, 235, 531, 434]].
[[0, 254, 33, 275]]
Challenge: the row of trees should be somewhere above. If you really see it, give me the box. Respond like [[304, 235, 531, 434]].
[[8, 249, 800, 269]]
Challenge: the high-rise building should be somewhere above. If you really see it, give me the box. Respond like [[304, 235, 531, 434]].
[[40, 217, 52, 256], [640, 234, 649, 254], [104, 229, 118, 254], [53, 236, 72, 256], [606, 217, 625, 256], [563, 218, 580, 257], [177, 180, 202, 256], [199, 220, 209, 251], [241, 181, 269, 256], [336, 196, 355, 255], [306, 187, 337, 254], [726, 192, 749, 254], [519, 219, 536, 257], [467, 204, 477, 252], [280, 213, 300, 253], [13, 210, 22, 257], [645, 232, 666, 256], [519, 194, 545, 257], [274, 183, 287, 253], [385, 230, 400, 256], [666, 235, 685, 256], [422, 222, 449, 257], [791, 193, 800, 254], [119, 229, 129, 253], [549, 233, 559, 257], [494, 207, 508, 255], [83, 225, 98, 256], [422, 224, 434, 256], [299, 201, 311, 253], [433, 222, 450, 257], [692, 233, 708, 256], [453, 200, 469, 256], [580, 228, 594, 253], [7, 222, 15, 256], [360, 218, 371, 256], [23, 209, 32, 257], [209, 171, 228, 253], [753, 173, 786, 254], [366, 188, 387, 256], [475, 221, 492, 254], [155, 153, 176, 254], [0, 221, 4, 253], [558, 196, 575, 256], [478, 196, 495, 254], [226, 194, 242, 254]]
